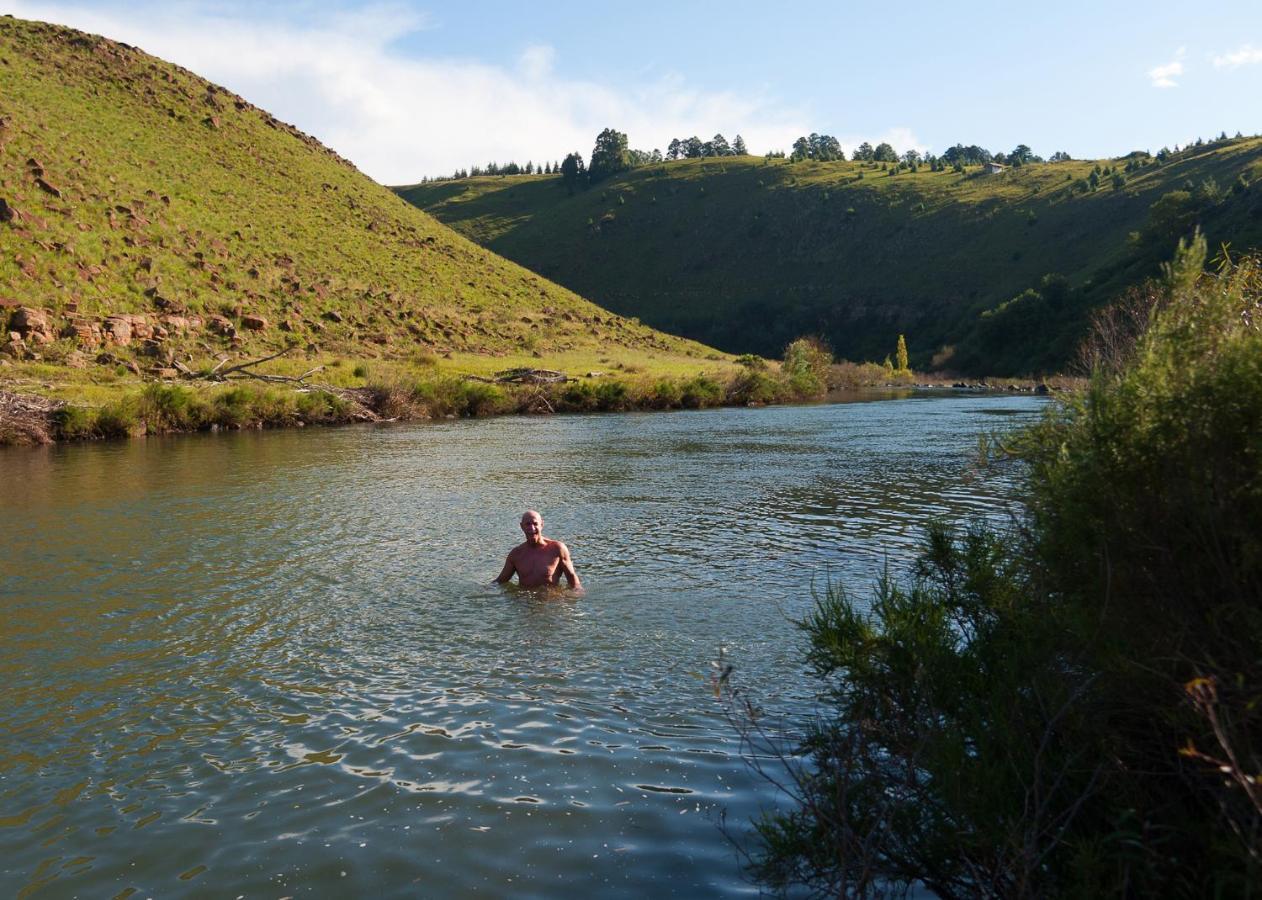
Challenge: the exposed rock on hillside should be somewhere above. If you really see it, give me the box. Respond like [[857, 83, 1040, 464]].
[[0, 15, 715, 388]]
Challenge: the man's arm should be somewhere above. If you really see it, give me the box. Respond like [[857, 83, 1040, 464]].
[[557, 542, 582, 590], [494, 553, 517, 584]]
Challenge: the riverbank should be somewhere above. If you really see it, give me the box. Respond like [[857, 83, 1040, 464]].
[[0, 358, 1068, 446]]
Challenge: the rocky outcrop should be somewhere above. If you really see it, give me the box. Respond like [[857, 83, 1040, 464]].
[[207, 314, 236, 337], [6, 301, 277, 369], [102, 315, 133, 346], [10, 307, 54, 344], [62, 318, 103, 348], [2, 333, 25, 358]]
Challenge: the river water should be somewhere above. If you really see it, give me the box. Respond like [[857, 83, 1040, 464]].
[[0, 393, 1045, 898]]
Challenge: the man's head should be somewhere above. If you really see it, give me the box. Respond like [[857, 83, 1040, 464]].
[[520, 509, 544, 545]]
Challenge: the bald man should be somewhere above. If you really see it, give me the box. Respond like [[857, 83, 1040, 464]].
[[494, 509, 582, 590]]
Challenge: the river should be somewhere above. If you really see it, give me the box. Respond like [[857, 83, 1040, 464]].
[[0, 393, 1045, 897]]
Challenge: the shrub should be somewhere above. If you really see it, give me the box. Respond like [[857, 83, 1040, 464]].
[[295, 390, 350, 423], [647, 378, 682, 409], [679, 375, 723, 408], [742, 238, 1262, 896], [728, 368, 783, 405], [782, 336, 832, 398], [559, 380, 598, 411], [830, 360, 888, 389], [136, 383, 208, 432], [456, 381, 508, 417], [93, 399, 140, 438], [593, 379, 629, 411], [210, 385, 267, 428], [407, 378, 459, 417], [52, 404, 104, 440], [402, 377, 508, 418]]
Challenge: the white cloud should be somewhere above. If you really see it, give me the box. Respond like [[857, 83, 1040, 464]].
[[518, 44, 555, 81], [3, 1, 826, 184], [838, 126, 928, 158], [1213, 44, 1262, 69], [1148, 47, 1186, 88]]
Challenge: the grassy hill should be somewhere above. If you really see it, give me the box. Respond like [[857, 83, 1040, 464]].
[[0, 16, 729, 428], [396, 141, 1262, 374]]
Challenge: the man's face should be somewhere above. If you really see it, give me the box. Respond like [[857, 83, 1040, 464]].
[[520, 513, 543, 544]]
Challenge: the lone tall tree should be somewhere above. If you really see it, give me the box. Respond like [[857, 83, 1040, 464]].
[[588, 128, 630, 182], [1009, 143, 1034, 165], [895, 334, 909, 371], [560, 151, 586, 194], [707, 133, 732, 157], [873, 142, 898, 163], [733, 134, 748, 155]]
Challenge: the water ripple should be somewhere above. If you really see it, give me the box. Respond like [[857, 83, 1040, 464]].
[[0, 394, 1045, 896]]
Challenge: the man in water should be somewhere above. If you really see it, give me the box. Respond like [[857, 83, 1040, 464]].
[[494, 509, 582, 590]]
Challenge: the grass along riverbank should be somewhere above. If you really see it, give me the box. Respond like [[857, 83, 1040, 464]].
[[0, 333, 1059, 446], [0, 339, 940, 445]]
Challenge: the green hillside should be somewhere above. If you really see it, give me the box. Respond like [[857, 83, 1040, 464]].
[[0, 17, 724, 414], [396, 142, 1262, 374]]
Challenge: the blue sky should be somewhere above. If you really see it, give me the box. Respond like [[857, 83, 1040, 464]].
[[4, 0, 1261, 183]]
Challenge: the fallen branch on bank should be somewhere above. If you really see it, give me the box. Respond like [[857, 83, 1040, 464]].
[[199, 346, 323, 383], [464, 367, 570, 385], [189, 348, 377, 420]]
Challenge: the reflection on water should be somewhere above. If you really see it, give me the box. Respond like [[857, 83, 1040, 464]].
[[0, 394, 1044, 897]]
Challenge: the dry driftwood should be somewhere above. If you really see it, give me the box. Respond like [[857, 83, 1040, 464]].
[[465, 367, 570, 385], [201, 347, 310, 381], [197, 347, 334, 389], [0, 390, 64, 444], [194, 347, 377, 420]]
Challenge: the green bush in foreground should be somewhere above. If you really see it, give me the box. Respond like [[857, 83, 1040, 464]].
[[744, 238, 1262, 897]]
